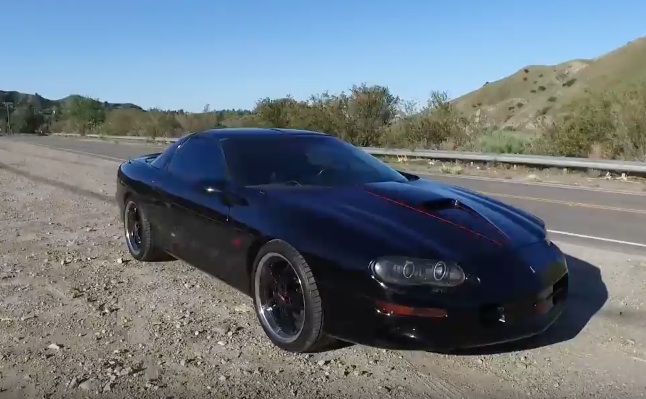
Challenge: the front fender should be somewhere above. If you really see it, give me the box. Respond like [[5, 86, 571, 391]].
[[248, 203, 400, 295]]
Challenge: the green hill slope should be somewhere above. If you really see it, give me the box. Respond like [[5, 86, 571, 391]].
[[452, 37, 646, 131]]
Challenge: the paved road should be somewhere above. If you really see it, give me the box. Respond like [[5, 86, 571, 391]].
[[5, 134, 646, 255]]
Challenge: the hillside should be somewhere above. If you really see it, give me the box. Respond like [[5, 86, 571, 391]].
[[452, 36, 646, 131], [0, 90, 144, 133], [0, 90, 142, 115]]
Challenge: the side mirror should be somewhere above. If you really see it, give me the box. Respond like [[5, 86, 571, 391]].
[[204, 186, 219, 194], [397, 170, 420, 181], [196, 178, 228, 194], [197, 179, 248, 206]]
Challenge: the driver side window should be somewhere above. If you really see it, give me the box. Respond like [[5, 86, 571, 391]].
[[306, 147, 344, 168], [167, 136, 228, 183]]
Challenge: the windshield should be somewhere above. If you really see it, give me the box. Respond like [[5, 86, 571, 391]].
[[220, 135, 409, 186]]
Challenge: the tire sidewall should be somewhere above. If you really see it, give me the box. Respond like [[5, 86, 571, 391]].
[[251, 240, 324, 352], [123, 198, 149, 260]]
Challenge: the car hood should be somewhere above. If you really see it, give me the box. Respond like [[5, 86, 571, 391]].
[[262, 179, 546, 261]]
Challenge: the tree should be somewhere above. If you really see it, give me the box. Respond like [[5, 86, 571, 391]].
[[253, 97, 297, 128], [63, 95, 105, 134], [11, 104, 44, 133]]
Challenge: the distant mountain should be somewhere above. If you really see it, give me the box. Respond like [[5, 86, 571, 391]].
[[0, 90, 143, 115], [451, 36, 646, 131], [0, 90, 145, 133]]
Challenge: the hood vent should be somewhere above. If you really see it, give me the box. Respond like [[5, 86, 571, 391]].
[[423, 197, 510, 241], [421, 197, 485, 218], [420, 198, 460, 212]]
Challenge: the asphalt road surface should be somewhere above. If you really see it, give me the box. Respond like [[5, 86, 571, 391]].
[[5, 134, 646, 256], [2, 134, 646, 398]]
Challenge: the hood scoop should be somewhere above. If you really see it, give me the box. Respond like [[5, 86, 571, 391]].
[[421, 197, 485, 219], [420, 197, 460, 212], [420, 197, 510, 242]]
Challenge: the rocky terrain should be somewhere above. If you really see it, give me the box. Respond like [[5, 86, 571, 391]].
[[0, 139, 645, 398]]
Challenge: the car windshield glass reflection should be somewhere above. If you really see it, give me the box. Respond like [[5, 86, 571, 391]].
[[221, 135, 408, 186]]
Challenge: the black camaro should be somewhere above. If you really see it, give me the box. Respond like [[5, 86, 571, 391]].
[[115, 128, 569, 353]]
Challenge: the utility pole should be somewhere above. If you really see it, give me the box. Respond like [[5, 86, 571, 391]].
[[2, 101, 14, 135]]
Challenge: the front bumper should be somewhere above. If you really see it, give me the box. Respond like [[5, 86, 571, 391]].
[[321, 271, 569, 352]]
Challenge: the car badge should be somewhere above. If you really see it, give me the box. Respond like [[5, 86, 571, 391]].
[[497, 306, 506, 323]]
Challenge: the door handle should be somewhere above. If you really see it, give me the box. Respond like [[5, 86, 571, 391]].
[[151, 183, 171, 208]]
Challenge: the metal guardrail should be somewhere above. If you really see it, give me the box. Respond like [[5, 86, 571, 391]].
[[48, 133, 646, 174]]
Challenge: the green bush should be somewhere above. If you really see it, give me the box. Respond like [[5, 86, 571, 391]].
[[535, 81, 646, 160], [563, 78, 577, 87], [463, 130, 535, 154]]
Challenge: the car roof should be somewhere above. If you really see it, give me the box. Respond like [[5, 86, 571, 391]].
[[194, 127, 330, 140]]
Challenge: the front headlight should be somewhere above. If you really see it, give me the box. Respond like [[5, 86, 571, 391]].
[[371, 256, 466, 287]]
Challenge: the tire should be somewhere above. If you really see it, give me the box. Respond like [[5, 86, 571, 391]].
[[251, 239, 336, 353], [122, 198, 172, 262]]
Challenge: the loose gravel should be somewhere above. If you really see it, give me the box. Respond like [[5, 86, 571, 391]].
[[0, 139, 645, 398]]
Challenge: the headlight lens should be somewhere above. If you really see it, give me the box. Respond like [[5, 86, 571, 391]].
[[371, 256, 466, 287]]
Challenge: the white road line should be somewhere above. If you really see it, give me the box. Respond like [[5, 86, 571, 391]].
[[548, 229, 646, 248], [21, 142, 127, 162], [18, 137, 646, 196], [419, 172, 646, 196]]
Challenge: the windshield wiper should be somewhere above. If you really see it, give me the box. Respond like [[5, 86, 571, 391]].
[[275, 180, 302, 186]]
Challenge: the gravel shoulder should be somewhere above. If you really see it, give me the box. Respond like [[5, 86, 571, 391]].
[[385, 158, 646, 193], [0, 140, 645, 398]]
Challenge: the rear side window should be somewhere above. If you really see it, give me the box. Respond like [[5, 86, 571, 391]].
[[166, 136, 228, 182], [151, 134, 191, 169]]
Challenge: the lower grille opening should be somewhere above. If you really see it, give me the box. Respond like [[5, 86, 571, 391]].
[[479, 304, 505, 327], [478, 272, 569, 327]]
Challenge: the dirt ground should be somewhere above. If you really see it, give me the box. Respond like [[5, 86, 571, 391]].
[[1, 140, 646, 399]]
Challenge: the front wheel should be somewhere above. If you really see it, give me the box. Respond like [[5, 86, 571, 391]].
[[251, 240, 336, 353]]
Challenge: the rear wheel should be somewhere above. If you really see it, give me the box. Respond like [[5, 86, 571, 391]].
[[251, 240, 336, 353], [123, 198, 171, 262]]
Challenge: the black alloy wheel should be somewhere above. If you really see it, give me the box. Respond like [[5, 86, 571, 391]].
[[252, 240, 337, 353], [124, 200, 143, 256], [122, 198, 172, 262]]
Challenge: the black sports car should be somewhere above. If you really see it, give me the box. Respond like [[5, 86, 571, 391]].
[[116, 128, 569, 353]]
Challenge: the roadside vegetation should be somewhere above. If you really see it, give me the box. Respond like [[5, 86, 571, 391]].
[[3, 80, 645, 161]]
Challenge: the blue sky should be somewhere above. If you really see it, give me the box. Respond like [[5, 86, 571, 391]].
[[3, 0, 646, 112]]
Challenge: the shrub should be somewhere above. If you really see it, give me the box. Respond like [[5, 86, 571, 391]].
[[34, 78, 646, 161], [464, 130, 534, 154], [563, 78, 577, 87], [535, 81, 646, 160]]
